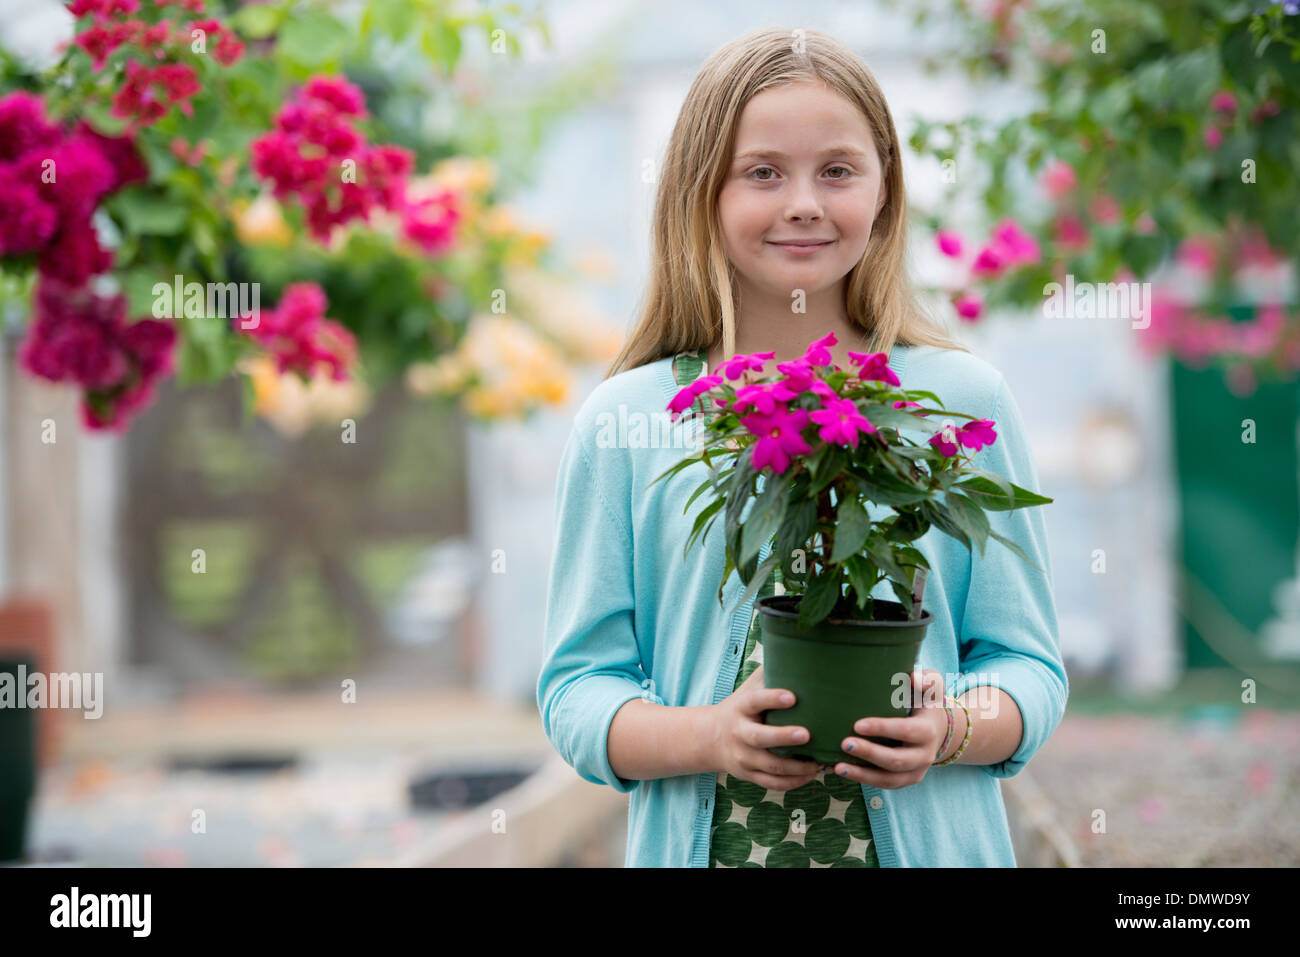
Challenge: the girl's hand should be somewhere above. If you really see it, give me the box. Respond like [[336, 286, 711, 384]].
[[832, 669, 951, 789], [707, 665, 823, 791]]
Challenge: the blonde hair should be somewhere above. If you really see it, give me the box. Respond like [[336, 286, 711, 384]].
[[604, 26, 969, 380]]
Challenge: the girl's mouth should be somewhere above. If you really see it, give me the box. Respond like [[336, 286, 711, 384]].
[[768, 240, 834, 255]]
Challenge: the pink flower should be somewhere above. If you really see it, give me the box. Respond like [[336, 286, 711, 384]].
[[774, 360, 815, 395], [894, 399, 928, 416], [953, 292, 983, 321], [1053, 214, 1089, 250], [1089, 194, 1121, 225], [957, 418, 997, 451], [18, 277, 176, 432], [935, 229, 964, 258], [1203, 124, 1223, 150], [0, 181, 58, 255], [37, 218, 114, 286], [401, 188, 462, 255], [847, 351, 901, 386], [809, 395, 876, 449], [1135, 212, 1156, 235], [1209, 90, 1237, 114], [717, 350, 775, 382], [732, 379, 802, 416], [930, 421, 960, 457], [802, 331, 837, 367], [250, 80, 415, 243], [1251, 99, 1280, 124], [302, 76, 368, 117], [1040, 159, 1076, 201], [111, 60, 200, 127], [668, 373, 723, 420], [989, 218, 1041, 267], [1176, 236, 1217, 275], [929, 418, 996, 457], [971, 244, 1005, 277], [0, 91, 60, 162], [740, 407, 811, 474], [242, 283, 357, 381]]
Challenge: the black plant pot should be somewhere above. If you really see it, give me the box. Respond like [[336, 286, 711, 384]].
[[0, 656, 37, 862]]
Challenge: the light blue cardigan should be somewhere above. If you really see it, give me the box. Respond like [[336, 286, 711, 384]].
[[537, 343, 1068, 867]]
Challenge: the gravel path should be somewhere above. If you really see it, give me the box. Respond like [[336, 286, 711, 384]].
[[1027, 708, 1300, 867]]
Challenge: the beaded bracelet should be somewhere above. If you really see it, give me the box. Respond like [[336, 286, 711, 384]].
[[933, 698, 954, 764], [933, 694, 973, 767]]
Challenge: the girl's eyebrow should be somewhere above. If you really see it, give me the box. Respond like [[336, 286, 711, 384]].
[[734, 146, 869, 162]]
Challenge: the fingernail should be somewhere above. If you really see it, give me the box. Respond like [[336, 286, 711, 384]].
[[782, 693, 793, 705]]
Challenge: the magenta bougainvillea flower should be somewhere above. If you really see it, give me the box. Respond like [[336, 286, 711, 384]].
[[936, 229, 964, 258], [402, 188, 463, 255], [18, 278, 176, 432], [740, 407, 811, 473], [251, 77, 415, 242], [809, 395, 877, 449], [1040, 159, 1077, 200], [242, 283, 358, 381]]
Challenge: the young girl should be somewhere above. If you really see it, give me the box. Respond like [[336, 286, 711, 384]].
[[538, 26, 1067, 867]]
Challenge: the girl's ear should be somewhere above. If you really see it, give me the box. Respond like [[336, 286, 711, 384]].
[[875, 181, 888, 219]]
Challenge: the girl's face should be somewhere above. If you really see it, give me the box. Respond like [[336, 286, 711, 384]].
[[716, 80, 888, 309]]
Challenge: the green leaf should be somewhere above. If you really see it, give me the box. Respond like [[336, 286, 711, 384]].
[[798, 567, 842, 630], [279, 14, 350, 67], [420, 19, 463, 74], [957, 474, 1053, 510], [232, 3, 283, 39], [774, 496, 817, 583], [684, 496, 724, 558], [944, 492, 990, 556], [110, 190, 188, 236], [740, 469, 791, 568], [987, 529, 1043, 573], [736, 553, 780, 614], [844, 554, 876, 610], [809, 443, 846, 494], [830, 496, 870, 563], [921, 499, 971, 552]]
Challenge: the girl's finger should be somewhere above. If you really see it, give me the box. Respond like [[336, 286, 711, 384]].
[[830, 760, 924, 789], [747, 722, 811, 752], [745, 770, 817, 792], [748, 751, 822, 779], [851, 714, 930, 744], [839, 736, 928, 774]]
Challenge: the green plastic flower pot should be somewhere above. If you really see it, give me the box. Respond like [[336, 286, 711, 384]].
[[0, 656, 37, 863], [757, 596, 932, 767]]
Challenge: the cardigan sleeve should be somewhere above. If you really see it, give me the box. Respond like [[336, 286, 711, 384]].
[[948, 373, 1068, 778], [537, 421, 665, 794]]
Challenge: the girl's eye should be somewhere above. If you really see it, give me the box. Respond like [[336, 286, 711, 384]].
[[747, 165, 853, 181]]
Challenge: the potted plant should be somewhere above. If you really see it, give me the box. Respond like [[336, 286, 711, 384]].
[[652, 331, 1053, 767]]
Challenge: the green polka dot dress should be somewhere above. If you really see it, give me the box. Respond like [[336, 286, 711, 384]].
[[672, 348, 879, 869]]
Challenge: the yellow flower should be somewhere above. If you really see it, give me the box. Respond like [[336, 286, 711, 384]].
[[232, 193, 292, 247], [431, 157, 496, 197], [238, 356, 371, 437]]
